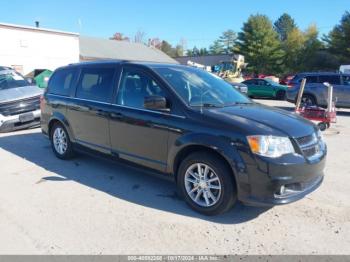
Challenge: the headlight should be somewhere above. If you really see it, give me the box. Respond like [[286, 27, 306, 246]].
[[317, 129, 323, 141], [247, 135, 295, 158], [240, 86, 248, 93]]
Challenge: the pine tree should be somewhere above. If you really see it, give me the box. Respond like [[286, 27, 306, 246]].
[[274, 13, 297, 41], [324, 11, 350, 64], [218, 30, 237, 54], [236, 14, 285, 74], [209, 40, 224, 55]]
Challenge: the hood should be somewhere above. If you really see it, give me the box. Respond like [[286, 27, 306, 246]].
[[203, 103, 316, 138], [0, 85, 43, 104]]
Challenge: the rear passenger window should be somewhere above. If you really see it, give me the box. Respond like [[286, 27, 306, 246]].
[[305, 76, 318, 84], [48, 69, 76, 96], [75, 67, 115, 103], [318, 75, 341, 85]]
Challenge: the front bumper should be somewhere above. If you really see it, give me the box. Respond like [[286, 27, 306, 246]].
[[0, 109, 41, 132], [237, 149, 326, 207]]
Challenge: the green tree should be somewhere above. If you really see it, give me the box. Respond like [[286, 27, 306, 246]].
[[283, 24, 328, 73], [236, 14, 285, 74], [283, 28, 305, 72], [209, 40, 224, 54], [186, 49, 194, 56], [175, 44, 184, 57], [218, 30, 237, 54], [302, 24, 324, 69], [199, 48, 209, 56], [161, 41, 176, 57], [274, 13, 297, 41], [192, 46, 200, 56], [324, 11, 350, 64]]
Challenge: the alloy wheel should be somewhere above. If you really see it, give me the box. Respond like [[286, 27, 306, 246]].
[[53, 127, 68, 155], [184, 163, 222, 207]]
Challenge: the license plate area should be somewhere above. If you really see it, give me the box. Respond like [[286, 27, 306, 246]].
[[19, 112, 35, 123]]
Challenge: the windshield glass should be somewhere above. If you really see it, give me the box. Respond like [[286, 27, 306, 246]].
[[0, 70, 30, 90], [154, 66, 251, 107]]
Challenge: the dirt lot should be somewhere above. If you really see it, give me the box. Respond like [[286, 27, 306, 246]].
[[0, 99, 349, 255]]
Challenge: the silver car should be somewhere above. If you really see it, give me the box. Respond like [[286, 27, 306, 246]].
[[286, 72, 350, 108], [0, 67, 43, 132]]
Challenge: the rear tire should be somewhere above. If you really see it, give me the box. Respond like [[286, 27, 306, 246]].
[[177, 152, 237, 216], [50, 122, 75, 160], [301, 94, 317, 106]]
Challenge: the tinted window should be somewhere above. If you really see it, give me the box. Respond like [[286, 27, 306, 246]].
[[48, 68, 76, 96], [116, 68, 165, 109], [304, 76, 318, 84], [342, 75, 350, 86], [318, 75, 341, 85], [76, 67, 115, 102], [243, 79, 256, 85], [257, 80, 267, 86]]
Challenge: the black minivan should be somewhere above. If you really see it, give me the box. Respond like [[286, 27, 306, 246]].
[[41, 61, 326, 215]]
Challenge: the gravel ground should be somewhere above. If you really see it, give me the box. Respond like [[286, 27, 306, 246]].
[[0, 99, 349, 255]]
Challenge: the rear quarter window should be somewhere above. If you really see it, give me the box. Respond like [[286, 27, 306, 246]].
[[48, 68, 77, 96]]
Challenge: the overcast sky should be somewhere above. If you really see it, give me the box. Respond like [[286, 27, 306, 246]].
[[2, 0, 349, 49]]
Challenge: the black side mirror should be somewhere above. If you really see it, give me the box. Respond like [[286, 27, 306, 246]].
[[144, 95, 169, 111]]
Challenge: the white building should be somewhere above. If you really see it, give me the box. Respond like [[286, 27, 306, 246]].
[[0, 23, 80, 75], [0, 22, 177, 76]]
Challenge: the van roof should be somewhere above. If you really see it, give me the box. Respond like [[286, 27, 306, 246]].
[[63, 60, 186, 70]]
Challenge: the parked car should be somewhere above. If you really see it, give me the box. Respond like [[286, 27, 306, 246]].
[[286, 72, 350, 108], [41, 61, 326, 215], [242, 78, 287, 100], [228, 81, 248, 94], [0, 67, 42, 132]]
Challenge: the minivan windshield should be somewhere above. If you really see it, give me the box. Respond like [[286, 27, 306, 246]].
[[154, 66, 251, 107], [0, 70, 30, 90]]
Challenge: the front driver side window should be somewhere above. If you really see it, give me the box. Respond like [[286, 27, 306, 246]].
[[116, 68, 165, 109]]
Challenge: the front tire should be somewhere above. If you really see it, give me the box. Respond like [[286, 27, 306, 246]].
[[177, 152, 237, 216], [50, 122, 75, 160]]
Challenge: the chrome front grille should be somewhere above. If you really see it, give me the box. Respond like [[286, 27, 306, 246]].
[[0, 96, 40, 116], [296, 133, 323, 160], [296, 134, 316, 146]]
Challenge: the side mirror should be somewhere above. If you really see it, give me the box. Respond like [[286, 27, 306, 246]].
[[144, 95, 169, 111]]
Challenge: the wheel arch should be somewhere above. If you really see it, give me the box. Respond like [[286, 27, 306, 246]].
[[296, 92, 318, 105], [169, 135, 245, 191], [48, 112, 75, 142]]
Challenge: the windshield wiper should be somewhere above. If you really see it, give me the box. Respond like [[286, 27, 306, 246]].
[[225, 102, 253, 106], [190, 103, 224, 108]]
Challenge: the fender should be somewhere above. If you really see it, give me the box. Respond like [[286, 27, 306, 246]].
[[167, 132, 248, 183]]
